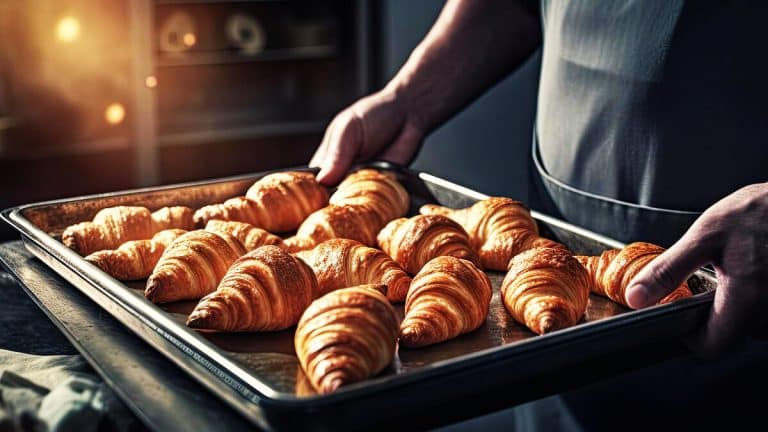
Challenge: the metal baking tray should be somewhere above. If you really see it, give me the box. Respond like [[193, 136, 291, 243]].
[[1, 162, 716, 431]]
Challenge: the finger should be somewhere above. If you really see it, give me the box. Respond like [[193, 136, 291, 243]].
[[625, 229, 715, 308], [316, 115, 362, 186], [685, 276, 754, 358], [377, 122, 424, 166], [309, 123, 333, 168]]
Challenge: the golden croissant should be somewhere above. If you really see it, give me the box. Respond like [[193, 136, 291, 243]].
[[62, 205, 195, 255], [329, 169, 410, 225], [295, 238, 412, 302], [145, 230, 246, 303], [575, 242, 693, 308], [204, 220, 285, 251], [421, 198, 568, 270], [187, 245, 318, 332], [376, 214, 481, 274], [399, 256, 492, 348], [294, 285, 398, 394], [193, 171, 329, 233], [284, 204, 383, 252], [284, 169, 410, 252], [85, 229, 187, 280], [501, 246, 590, 335]]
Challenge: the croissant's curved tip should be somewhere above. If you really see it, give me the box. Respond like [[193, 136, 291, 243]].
[[538, 315, 559, 335], [319, 377, 345, 394], [187, 309, 215, 329], [398, 325, 431, 348]]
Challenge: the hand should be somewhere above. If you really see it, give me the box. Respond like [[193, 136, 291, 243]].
[[626, 182, 768, 356], [309, 88, 425, 186]]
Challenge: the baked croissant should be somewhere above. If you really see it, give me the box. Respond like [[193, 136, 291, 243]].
[[284, 204, 383, 252], [376, 214, 481, 274], [575, 242, 693, 308], [187, 245, 318, 332], [329, 169, 410, 225], [204, 220, 285, 251], [193, 171, 329, 233], [295, 238, 412, 302], [145, 230, 246, 303], [501, 246, 591, 335], [62, 205, 194, 255], [421, 198, 567, 270], [85, 229, 187, 280], [294, 284, 398, 394], [399, 256, 492, 348], [284, 169, 410, 252]]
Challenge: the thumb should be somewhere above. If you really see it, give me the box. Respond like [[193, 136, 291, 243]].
[[625, 230, 714, 309]]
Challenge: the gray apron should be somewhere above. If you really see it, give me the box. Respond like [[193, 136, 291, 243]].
[[529, 130, 700, 247]]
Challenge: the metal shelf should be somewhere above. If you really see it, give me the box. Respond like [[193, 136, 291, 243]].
[[158, 120, 325, 147], [0, 137, 131, 160], [157, 45, 337, 67]]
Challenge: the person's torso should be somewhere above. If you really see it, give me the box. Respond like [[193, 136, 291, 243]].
[[536, 0, 768, 213]]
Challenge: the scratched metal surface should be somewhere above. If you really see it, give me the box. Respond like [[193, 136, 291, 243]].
[[1, 163, 717, 410]]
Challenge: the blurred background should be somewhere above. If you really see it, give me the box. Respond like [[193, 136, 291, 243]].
[[0, 0, 540, 240]]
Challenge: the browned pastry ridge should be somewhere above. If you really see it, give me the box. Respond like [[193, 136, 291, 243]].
[[193, 171, 329, 233], [294, 285, 398, 394], [376, 214, 481, 275], [284, 169, 410, 252], [85, 229, 187, 281], [501, 246, 591, 335], [328, 169, 410, 225], [400, 256, 492, 348], [145, 230, 246, 303], [204, 220, 285, 251], [284, 205, 383, 252], [575, 242, 693, 308], [421, 198, 568, 271], [187, 245, 319, 332], [295, 238, 412, 303], [62, 205, 195, 255]]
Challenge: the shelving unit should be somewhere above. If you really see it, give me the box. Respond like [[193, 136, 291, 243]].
[[0, 0, 376, 204]]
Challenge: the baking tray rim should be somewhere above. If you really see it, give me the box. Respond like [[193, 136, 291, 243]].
[[0, 163, 717, 409]]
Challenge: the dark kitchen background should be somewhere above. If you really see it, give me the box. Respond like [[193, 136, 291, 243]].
[[0, 0, 540, 241]]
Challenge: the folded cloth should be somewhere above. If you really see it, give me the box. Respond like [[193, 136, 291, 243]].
[[0, 349, 137, 432]]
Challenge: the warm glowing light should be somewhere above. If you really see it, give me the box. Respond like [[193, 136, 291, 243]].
[[145, 76, 158, 88], [56, 16, 81, 42], [183, 32, 197, 47], [105, 103, 126, 125]]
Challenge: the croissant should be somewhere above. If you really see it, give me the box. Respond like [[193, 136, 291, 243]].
[[62, 205, 195, 255], [294, 284, 398, 394], [376, 214, 481, 274], [575, 242, 693, 308], [421, 198, 567, 270], [193, 171, 329, 233], [145, 230, 246, 303], [284, 169, 410, 252], [329, 169, 410, 225], [295, 238, 412, 302], [284, 204, 383, 252], [187, 245, 318, 332], [85, 229, 187, 280], [501, 246, 590, 335], [399, 256, 492, 348], [204, 220, 285, 251]]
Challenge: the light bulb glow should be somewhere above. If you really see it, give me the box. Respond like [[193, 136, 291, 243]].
[[145, 76, 158, 88], [183, 32, 196, 47], [105, 103, 126, 125], [56, 16, 81, 42]]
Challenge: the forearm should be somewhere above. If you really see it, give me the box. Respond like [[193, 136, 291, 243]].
[[386, 0, 542, 133]]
